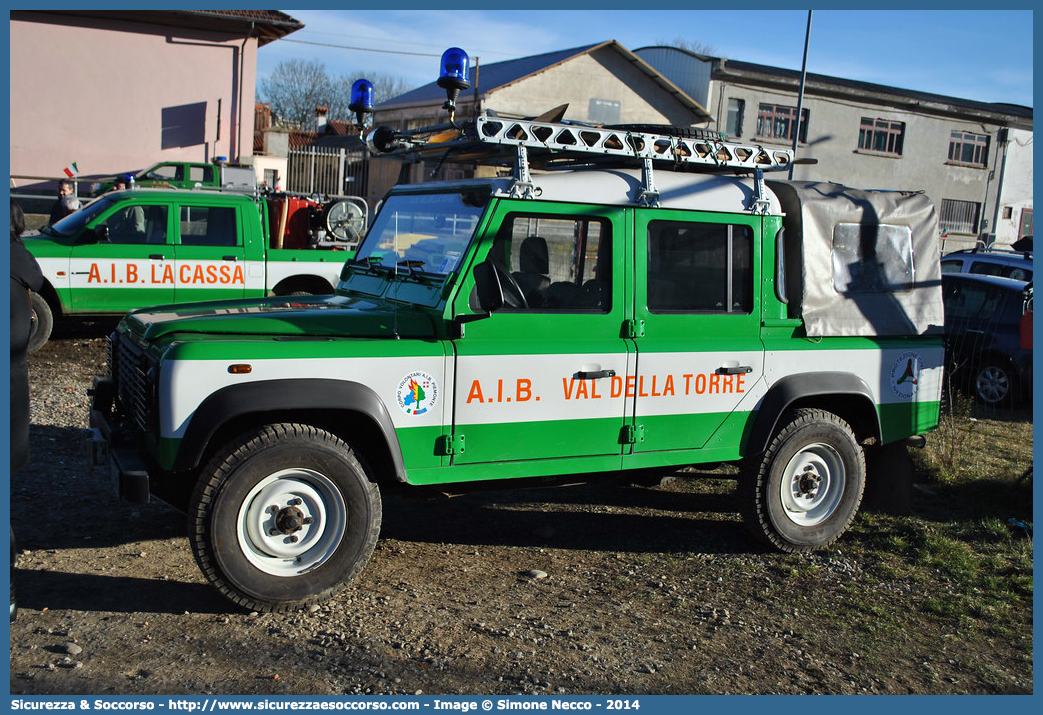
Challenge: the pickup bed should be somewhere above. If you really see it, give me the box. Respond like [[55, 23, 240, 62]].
[[24, 188, 361, 351]]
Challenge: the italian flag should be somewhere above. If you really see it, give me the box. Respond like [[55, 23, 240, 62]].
[[63, 162, 79, 178]]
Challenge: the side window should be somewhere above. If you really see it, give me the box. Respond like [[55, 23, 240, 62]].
[[149, 164, 179, 181], [491, 214, 611, 312], [940, 259, 963, 274], [647, 221, 753, 313], [188, 166, 207, 184], [832, 223, 913, 293], [945, 283, 1003, 322], [179, 206, 239, 247], [106, 205, 167, 245]]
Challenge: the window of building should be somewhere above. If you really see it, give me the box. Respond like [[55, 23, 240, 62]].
[[940, 199, 981, 235], [1019, 209, 1033, 238], [647, 221, 752, 313], [948, 131, 989, 167], [588, 98, 622, 125], [755, 103, 809, 143], [725, 98, 745, 138], [858, 117, 905, 155], [490, 214, 611, 312]]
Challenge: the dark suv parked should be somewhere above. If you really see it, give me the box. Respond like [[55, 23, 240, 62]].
[[941, 247, 1032, 282], [942, 273, 1033, 406]]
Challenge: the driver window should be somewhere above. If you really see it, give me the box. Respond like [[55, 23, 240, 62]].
[[105, 205, 168, 245], [488, 214, 611, 312], [150, 165, 179, 181]]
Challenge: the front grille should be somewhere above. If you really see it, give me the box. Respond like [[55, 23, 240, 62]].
[[110, 333, 158, 434]]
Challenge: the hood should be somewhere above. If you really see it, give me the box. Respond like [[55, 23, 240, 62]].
[[124, 293, 438, 342]]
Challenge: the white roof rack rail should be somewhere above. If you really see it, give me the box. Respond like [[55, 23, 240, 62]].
[[367, 115, 796, 208]]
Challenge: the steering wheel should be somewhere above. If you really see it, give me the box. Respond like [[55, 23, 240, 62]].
[[491, 261, 528, 309]]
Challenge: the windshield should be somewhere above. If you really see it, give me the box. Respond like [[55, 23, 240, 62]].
[[352, 191, 486, 280], [44, 195, 118, 237]]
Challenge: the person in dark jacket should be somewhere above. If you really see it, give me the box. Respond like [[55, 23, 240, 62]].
[[47, 179, 80, 226], [10, 198, 44, 473]]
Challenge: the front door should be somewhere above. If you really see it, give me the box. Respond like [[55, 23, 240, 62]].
[[628, 210, 765, 456], [450, 202, 632, 467], [69, 202, 173, 312]]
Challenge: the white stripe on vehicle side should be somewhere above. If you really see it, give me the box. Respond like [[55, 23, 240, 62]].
[[264, 260, 345, 292], [161, 355, 449, 439], [58, 257, 264, 291], [33, 256, 69, 289], [454, 352, 632, 425], [764, 347, 945, 406], [159, 346, 943, 440]]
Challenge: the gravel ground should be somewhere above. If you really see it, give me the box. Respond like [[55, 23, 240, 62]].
[[8, 322, 1033, 695]]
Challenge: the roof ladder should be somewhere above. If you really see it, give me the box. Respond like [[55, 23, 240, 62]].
[[472, 116, 794, 173]]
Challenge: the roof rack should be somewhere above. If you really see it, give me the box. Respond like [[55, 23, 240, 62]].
[[367, 116, 795, 210]]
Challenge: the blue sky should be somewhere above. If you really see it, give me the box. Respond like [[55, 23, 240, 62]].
[[260, 9, 1034, 108]]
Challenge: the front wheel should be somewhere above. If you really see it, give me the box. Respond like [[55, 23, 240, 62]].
[[27, 292, 53, 354], [189, 424, 381, 612], [740, 409, 865, 552]]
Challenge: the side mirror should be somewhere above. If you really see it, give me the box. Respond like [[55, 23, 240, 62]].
[[473, 261, 504, 312], [81, 225, 108, 244]]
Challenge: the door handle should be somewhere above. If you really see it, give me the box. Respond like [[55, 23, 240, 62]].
[[149, 254, 165, 260], [717, 365, 753, 375], [575, 369, 616, 380], [222, 255, 238, 261]]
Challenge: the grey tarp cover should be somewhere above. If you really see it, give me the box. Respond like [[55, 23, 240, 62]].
[[767, 180, 944, 337]]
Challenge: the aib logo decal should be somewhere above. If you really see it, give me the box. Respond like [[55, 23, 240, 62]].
[[396, 371, 438, 416], [890, 352, 922, 399]]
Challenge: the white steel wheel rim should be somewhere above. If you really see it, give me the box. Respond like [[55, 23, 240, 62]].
[[779, 443, 846, 527], [976, 366, 1009, 404], [237, 468, 347, 577]]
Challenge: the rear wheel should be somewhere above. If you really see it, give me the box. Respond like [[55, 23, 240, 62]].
[[189, 424, 381, 612], [27, 292, 53, 353], [973, 361, 1018, 407], [741, 409, 865, 551]]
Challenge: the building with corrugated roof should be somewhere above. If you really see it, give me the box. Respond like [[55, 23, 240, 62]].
[[635, 46, 1033, 248]]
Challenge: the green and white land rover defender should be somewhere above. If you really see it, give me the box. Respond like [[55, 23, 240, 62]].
[[88, 117, 945, 612]]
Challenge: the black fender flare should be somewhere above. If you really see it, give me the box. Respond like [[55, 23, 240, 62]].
[[745, 372, 881, 456], [175, 378, 407, 481]]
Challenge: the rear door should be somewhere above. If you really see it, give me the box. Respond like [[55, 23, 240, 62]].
[[627, 209, 765, 456], [172, 199, 256, 301]]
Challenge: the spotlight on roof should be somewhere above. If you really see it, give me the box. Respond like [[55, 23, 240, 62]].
[[437, 47, 470, 125], [349, 78, 375, 137]]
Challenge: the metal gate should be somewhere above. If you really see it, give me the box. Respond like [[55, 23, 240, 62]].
[[286, 147, 368, 196]]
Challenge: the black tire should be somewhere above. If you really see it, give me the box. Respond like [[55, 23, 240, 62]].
[[740, 408, 865, 552], [189, 423, 381, 613], [972, 360, 1019, 407], [28, 291, 53, 354], [602, 124, 723, 141]]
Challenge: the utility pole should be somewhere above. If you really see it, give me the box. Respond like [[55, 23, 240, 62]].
[[789, 10, 812, 180]]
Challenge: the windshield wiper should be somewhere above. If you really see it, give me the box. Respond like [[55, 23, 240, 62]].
[[349, 255, 392, 276], [395, 259, 438, 285]]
